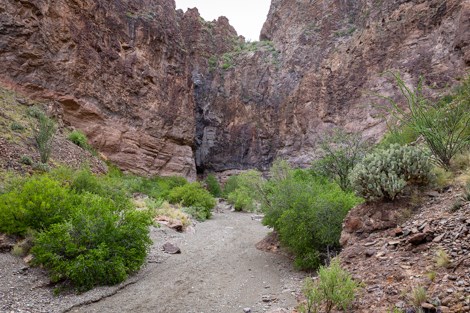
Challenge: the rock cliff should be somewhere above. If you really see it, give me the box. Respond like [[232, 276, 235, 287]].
[[1, 0, 469, 176], [1, 0, 199, 177], [196, 0, 470, 172]]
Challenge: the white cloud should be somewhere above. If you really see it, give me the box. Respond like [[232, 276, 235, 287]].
[[175, 0, 271, 41]]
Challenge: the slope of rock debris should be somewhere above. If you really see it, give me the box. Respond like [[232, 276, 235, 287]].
[[340, 187, 470, 313]]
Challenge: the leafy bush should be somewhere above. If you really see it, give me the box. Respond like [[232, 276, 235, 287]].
[[31, 193, 151, 291], [168, 182, 216, 212], [378, 123, 419, 149], [317, 259, 361, 312], [349, 144, 431, 201], [313, 128, 369, 191], [299, 259, 361, 313], [123, 175, 188, 200], [182, 206, 212, 221], [20, 155, 33, 165], [32, 111, 56, 164], [273, 175, 360, 269], [299, 277, 323, 313], [0, 175, 78, 235], [382, 73, 470, 168], [226, 170, 264, 212], [260, 161, 361, 269], [71, 169, 132, 211], [68, 130, 92, 151], [0, 168, 153, 292], [10, 122, 25, 132], [222, 175, 240, 196], [205, 174, 222, 197]]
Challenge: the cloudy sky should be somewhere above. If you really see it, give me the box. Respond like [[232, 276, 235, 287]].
[[175, 0, 272, 41]]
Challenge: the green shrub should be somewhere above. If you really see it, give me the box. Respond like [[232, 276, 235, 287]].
[[382, 73, 470, 168], [122, 175, 188, 200], [317, 259, 361, 312], [10, 122, 25, 132], [71, 169, 104, 194], [71, 169, 132, 211], [33, 162, 50, 172], [168, 182, 216, 212], [68, 130, 91, 150], [32, 111, 56, 164], [226, 170, 264, 212], [205, 174, 222, 197], [312, 128, 369, 191], [0, 175, 78, 235], [222, 175, 239, 197], [31, 193, 151, 291], [350, 144, 431, 201], [182, 206, 211, 221], [299, 277, 323, 313], [378, 123, 419, 149], [274, 175, 360, 269], [20, 155, 33, 165], [299, 259, 361, 313], [261, 162, 360, 269], [0, 168, 157, 292]]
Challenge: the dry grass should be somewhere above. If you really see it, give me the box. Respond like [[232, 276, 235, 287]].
[[152, 201, 191, 228], [11, 245, 26, 257], [409, 286, 427, 311], [431, 166, 453, 189], [425, 271, 436, 282], [450, 151, 470, 172], [435, 248, 452, 268]]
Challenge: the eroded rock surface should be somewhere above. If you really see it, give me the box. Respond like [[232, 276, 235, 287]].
[[1, 0, 469, 176], [196, 0, 470, 171], [0, 0, 199, 177]]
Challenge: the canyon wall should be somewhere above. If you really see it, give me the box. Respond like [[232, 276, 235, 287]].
[[1, 0, 469, 176], [196, 0, 470, 172]]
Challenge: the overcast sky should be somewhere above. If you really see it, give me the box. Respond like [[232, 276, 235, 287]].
[[175, 0, 271, 41]]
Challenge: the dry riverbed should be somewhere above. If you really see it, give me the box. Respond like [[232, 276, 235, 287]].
[[1, 206, 303, 313]]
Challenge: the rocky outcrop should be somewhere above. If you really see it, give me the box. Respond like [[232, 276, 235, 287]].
[[0, 0, 197, 177], [1, 0, 469, 176], [196, 0, 470, 172], [339, 187, 470, 312]]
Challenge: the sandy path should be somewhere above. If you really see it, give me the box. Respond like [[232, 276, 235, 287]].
[[68, 209, 303, 313]]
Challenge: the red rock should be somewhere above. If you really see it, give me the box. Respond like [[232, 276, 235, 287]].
[[155, 216, 184, 232], [421, 303, 434, 310], [393, 227, 403, 237], [1, 0, 468, 177], [408, 233, 428, 245]]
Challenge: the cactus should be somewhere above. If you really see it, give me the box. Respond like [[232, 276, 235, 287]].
[[349, 144, 431, 201]]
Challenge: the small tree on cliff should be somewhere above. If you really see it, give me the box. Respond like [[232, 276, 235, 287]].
[[31, 108, 56, 165]]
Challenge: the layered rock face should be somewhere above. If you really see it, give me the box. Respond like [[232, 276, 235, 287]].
[[1, 0, 469, 176], [196, 0, 470, 172], [0, 0, 203, 178]]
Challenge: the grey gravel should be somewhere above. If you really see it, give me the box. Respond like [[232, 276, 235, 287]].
[[1, 209, 303, 313]]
